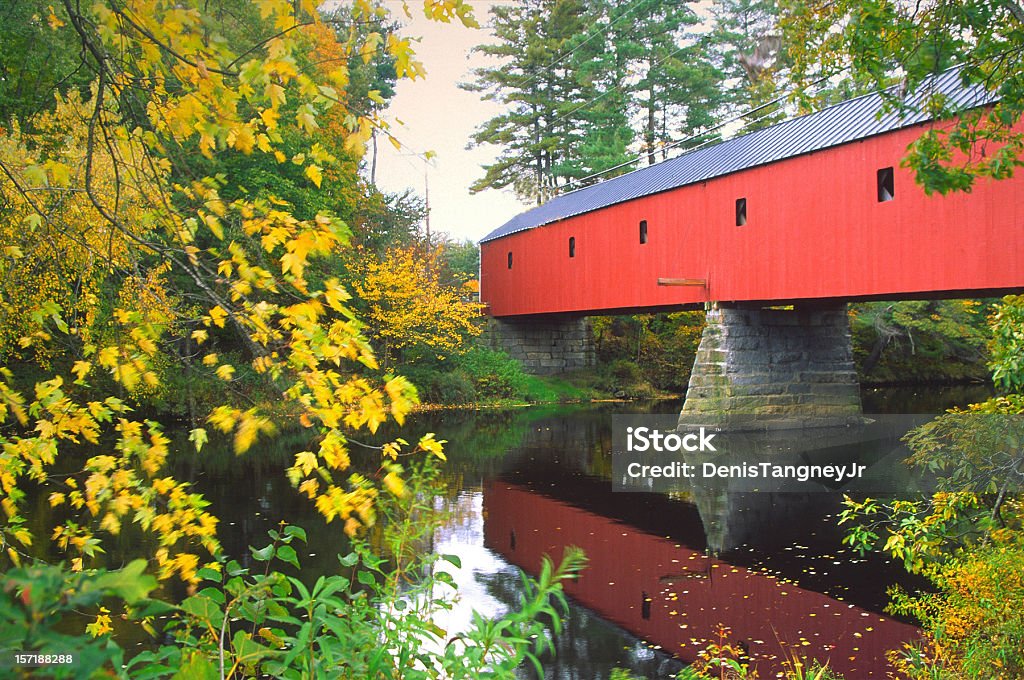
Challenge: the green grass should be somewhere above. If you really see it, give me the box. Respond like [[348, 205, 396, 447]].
[[522, 373, 594, 403]]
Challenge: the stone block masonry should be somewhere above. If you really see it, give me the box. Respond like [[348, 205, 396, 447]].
[[482, 316, 595, 375], [681, 303, 862, 428]]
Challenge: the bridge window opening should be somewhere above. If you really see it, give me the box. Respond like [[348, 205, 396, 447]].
[[507, 251, 513, 269], [877, 167, 894, 202], [568, 236, 576, 258], [735, 198, 747, 226], [639, 220, 648, 244]]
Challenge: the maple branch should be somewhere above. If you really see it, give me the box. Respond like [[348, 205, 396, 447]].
[[106, 1, 242, 77]]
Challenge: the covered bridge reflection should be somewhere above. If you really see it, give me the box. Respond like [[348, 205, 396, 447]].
[[483, 476, 919, 678]]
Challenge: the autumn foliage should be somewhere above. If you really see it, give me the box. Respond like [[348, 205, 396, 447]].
[[0, 0, 476, 583], [351, 246, 483, 368]]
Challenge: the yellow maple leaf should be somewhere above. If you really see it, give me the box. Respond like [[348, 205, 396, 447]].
[[305, 164, 323, 188], [207, 306, 228, 328], [382, 471, 407, 498], [260, 107, 280, 130], [46, 5, 64, 29], [298, 478, 319, 498], [71, 361, 92, 382], [418, 433, 447, 461], [227, 125, 256, 154], [296, 105, 319, 134], [294, 450, 319, 476]]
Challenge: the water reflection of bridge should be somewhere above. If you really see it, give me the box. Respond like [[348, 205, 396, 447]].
[[483, 471, 920, 678]]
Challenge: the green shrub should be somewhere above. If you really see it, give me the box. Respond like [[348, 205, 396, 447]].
[[0, 461, 588, 678], [610, 359, 643, 386], [0, 559, 159, 677], [431, 371, 478, 404], [401, 364, 476, 404], [458, 347, 529, 399], [402, 347, 529, 404]]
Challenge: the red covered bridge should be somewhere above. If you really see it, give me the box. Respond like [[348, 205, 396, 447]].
[[478, 70, 1024, 420], [479, 69, 1023, 317]]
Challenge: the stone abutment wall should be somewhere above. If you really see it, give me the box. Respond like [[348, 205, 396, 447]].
[[482, 316, 595, 375], [681, 304, 862, 427]]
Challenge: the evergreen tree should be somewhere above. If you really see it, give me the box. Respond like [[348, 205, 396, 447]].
[[619, 0, 724, 163], [463, 0, 599, 204], [548, 0, 633, 187], [710, 0, 785, 129], [464, 0, 726, 202]]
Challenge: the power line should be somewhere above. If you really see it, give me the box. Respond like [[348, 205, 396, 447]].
[[504, 0, 649, 94], [547, 37, 695, 129], [558, 71, 839, 191]]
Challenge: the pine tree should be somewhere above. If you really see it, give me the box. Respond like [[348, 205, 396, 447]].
[[710, 0, 784, 130], [619, 0, 725, 164], [463, 0, 726, 201], [463, 0, 599, 204], [547, 0, 633, 187]]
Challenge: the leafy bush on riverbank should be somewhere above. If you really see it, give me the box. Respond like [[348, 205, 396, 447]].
[[1, 461, 588, 678], [592, 312, 706, 394], [404, 347, 530, 404], [841, 296, 1024, 679]]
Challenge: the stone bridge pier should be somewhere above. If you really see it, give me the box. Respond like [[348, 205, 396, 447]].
[[681, 303, 862, 428], [482, 315, 595, 375]]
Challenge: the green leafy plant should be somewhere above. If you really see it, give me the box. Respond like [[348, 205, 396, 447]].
[[0, 559, 167, 678], [838, 295, 1024, 678], [456, 347, 529, 401], [677, 624, 753, 679], [2, 458, 587, 679]]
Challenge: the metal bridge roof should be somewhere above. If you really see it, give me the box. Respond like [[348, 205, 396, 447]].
[[479, 68, 996, 244]]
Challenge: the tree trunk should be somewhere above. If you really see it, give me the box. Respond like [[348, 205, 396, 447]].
[[533, 109, 543, 205], [370, 128, 378, 185], [646, 56, 657, 166]]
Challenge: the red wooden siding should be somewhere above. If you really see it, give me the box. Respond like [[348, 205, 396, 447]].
[[480, 122, 1024, 317]]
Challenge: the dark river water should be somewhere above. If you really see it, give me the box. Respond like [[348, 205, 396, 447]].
[[31, 384, 992, 678]]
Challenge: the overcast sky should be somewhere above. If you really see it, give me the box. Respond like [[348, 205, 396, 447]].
[[371, 2, 526, 245]]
